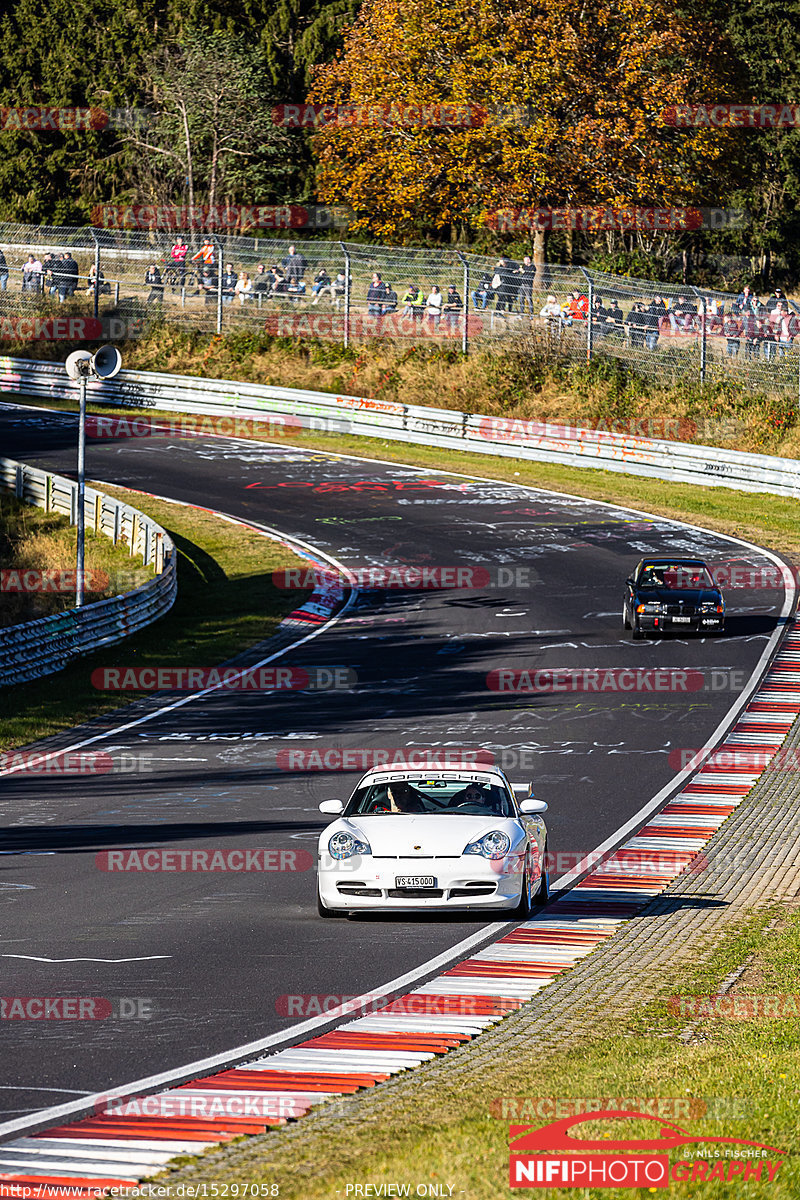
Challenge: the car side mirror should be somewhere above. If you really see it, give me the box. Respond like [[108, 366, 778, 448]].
[[319, 799, 344, 815], [520, 798, 548, 814]]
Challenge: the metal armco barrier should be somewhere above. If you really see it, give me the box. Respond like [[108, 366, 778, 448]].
[[2, 354, 800, 498], [0, 455, 177, 686]]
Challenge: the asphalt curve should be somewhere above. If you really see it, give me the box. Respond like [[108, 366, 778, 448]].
[[0, 402, 789, 1120]]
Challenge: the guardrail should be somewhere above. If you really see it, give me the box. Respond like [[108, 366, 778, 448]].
[[0, 455, 177, 686], [2, 354, 800, 500]]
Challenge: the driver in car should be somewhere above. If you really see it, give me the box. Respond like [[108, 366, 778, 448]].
[[386, 782, 426, 813], [447, 783, 488, 808]]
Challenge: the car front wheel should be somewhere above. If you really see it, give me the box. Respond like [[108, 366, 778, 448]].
[[317, 883, 342, 918], [510, 856, 532, 919]]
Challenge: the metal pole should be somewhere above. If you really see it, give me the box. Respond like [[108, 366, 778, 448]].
[[580, 267, 593, 364], [691, 286, 706, 385], [339, 241, 351, 349], [76, 373, 86, 607], [457, 251, 469, 355], [93, 238, 100, 320], [215, 238, 223, 335]]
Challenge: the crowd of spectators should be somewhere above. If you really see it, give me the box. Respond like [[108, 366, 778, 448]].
[[0, 249, 82, 301]]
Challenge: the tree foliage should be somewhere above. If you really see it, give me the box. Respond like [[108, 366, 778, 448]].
[[309, 0, 747, 242]]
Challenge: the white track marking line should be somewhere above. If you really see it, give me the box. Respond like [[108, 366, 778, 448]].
[[1, 955, 171, 964]]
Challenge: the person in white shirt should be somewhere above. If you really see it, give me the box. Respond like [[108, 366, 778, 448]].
[[426, 285, 443, 328], [540, 294, 563, 327], [235, 272, 253, 305], [21, 254, 42, 293]]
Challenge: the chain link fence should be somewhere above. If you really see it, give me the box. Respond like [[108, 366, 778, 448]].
[[1, 221, 798, 398]]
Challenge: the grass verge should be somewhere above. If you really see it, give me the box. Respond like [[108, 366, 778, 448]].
[[0, 486, 309, 751], [155, 902, 800, 1198], [0, 492, 153, 627]]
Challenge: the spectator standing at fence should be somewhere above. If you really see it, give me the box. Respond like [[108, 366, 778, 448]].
[[590, 295, 608, 339], [644, 297, 663, 350], [472, 271, 493, 311], [515, 255, 535, 314], [402, 283, 424, 318], [733, 284, 757, 315], [21, 253, 42, 293], [492, 257, 516, 314], [171, 239, 188, 285], [63, 252, 79, 297], [367, 272, 387, 316], [235, 272, 253, 305], [742, 310, 759, 359], [668, 295, 693, 333], [192, 237, 216, 268], [606, 298, 624, 334], [625, 302, 646, 348], [330, 270, 348, 309], [426, 284, 443, 329], [382, 281, 398, 315], [144, 263, 163, 304], [443, 284, 462, 331], [253, 263, 271, 300], [723, 313, 741, 357], [200, 264, 217, 305], [778, 304, 798, 356], [41, 252, 57, 296], [282, 244, 308, 289], [221, 264, 237, 304], [0, 247, 7, 291]]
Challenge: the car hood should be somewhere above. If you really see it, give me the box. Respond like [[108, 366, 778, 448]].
[[635, 587, 721, 604], [320, 815, 521, 857]]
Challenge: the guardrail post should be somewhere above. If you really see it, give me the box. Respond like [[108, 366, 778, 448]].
[[15, 464, 23, 499], [580, 268, 593, 364], [114, 281, 120, 305], [340, 241, 351, 349], [45, 473, 52, 513], [113, 503, 120, 545], [456, 251, 469, 355]]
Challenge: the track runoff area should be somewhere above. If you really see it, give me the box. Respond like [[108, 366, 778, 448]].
[[0, 401, 794, 1188]]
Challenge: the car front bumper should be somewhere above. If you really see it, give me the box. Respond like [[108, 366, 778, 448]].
[[638, 615, 724, 633], [318, 853, 535, 911]]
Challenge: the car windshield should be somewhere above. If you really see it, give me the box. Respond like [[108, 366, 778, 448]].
[[344, 778, 515, 817], [638, 563, 714, 590]]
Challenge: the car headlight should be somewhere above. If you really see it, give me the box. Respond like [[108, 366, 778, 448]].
[[700, 602, 724, 613], [328, 831, 371, 860], [464, 831, 511, 860], [637, 602, 663, 613]]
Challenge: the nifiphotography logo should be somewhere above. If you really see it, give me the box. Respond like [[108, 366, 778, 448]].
[[508, 1111, 785, 1188]]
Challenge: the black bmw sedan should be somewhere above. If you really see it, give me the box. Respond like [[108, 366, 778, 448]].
[[623, 557, 725, 639]]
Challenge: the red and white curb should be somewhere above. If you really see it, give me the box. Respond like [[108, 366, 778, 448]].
[[3, 618, 799, 1196]]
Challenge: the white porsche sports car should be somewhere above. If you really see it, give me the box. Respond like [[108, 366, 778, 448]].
[[316, 766, 549, 917]]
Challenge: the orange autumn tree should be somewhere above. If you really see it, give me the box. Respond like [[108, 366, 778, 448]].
[[309, 0, 745, 244]]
